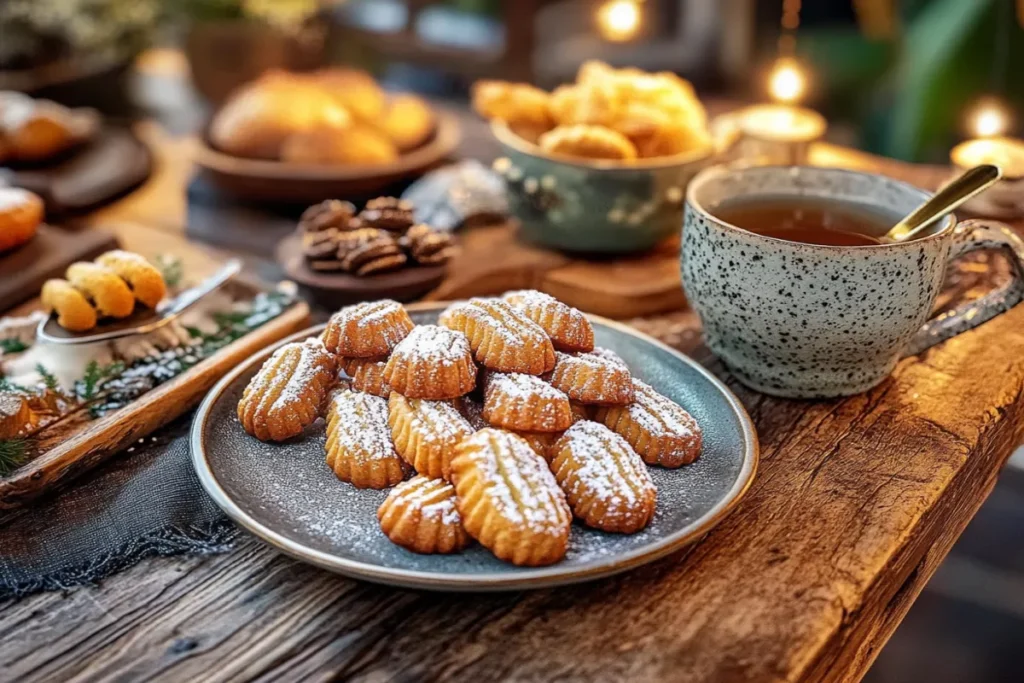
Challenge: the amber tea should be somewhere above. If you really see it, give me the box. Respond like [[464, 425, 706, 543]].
[[712, 197, 896, 247]]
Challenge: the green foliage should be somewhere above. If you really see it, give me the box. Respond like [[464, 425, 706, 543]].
[[75, 360, 125, 403], [0, 338, 28, 354], [0, 439, 28, 477], [35, 364, 59, 392], [0, 377, 31, 394]]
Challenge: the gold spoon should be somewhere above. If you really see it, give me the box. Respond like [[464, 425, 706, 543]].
[[885, 164, 1002, 242]]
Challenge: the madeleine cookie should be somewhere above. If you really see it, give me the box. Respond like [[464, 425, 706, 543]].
[[384, 325, 477, 399], [64, 262, 135, 319], [511, 400, 590, 460], [378, 476, 471, 554], [237, 338, 337, 442], [322, 300, 415, 358], [547, 349, 633, 405], [550, 421, 656, 533], [503, 290, 594, 352], [341, 357, 391, 397], [482, 372, 572, 432], [438, 298, 555, 375], [0, 188, 42, 252], [451, 428, 571, 566], [95, 250, 167, 309], [40, 279, 97, 332], [388, 392, 474, 481], [594, 378, 702, 467], [325, 389, 408, 488]]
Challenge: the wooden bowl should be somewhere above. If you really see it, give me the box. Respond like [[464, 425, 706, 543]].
[[275, 232, 447, 309], [194, 111, 461, 204]]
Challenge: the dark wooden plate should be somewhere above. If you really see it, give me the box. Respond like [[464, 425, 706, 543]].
[[194, 111, 461, 204], [0, 225, 119, 312], [275, 232, 447, 308], [1, 124, 152, 216], [191, 305, 759, 591]]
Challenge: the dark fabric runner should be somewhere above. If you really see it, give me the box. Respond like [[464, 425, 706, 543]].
[[0, 415, 236, 600]]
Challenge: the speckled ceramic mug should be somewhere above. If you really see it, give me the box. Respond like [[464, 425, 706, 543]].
[[682, 165, 1024, 398]]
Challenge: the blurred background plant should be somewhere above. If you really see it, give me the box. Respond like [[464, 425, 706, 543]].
[[0, 0, 161, 71]]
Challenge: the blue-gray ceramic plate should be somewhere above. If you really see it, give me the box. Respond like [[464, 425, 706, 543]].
[[190, 303, 758, 591]]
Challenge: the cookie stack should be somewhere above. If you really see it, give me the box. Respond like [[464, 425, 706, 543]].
[[40, 251, 167, 332], [236, 290, 703, 567], [298, 197, 457, 275]]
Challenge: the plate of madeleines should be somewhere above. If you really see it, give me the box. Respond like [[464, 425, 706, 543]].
[[192, 292, 758, 590]]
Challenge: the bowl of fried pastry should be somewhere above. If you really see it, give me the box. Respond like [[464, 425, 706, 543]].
[[227, 292, 714, 572], [195, 68, 460, 203], [473, 61, 712, 253]]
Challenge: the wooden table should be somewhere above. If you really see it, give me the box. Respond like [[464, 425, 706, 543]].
[[1, 116, 1024, 683]]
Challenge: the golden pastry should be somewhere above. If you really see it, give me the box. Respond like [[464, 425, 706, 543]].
[[40, 279, 97, 332], [341, 357, 391, 397], [325, 388, 408, 488], [502, 289, 594, 352], [321, 299, 415, 358], [237, 338, 337, 442], [210, 72, 351, 159], [315, 67, 387, 122], [388, 392, 474, 481], [383, 325, 477, 400], [0, 187, 42, 252], [538, 124, 637, 161], [95, 250, 167, 309], [377, 475, 471, 554], [451, 428, 571, 566], [549, 421, 656, 533], [379, 94, 435, 151], [280, 123, 398, 166], [438, 298, 555, 375], [64, 262, 135, 319], [547, 349, 634, 405], [1, 101, 78, 161], [482, 372, 572, 432], [510, 399, 589, 461], [594, 378, 702, 467], [471, 80, 552, 131]]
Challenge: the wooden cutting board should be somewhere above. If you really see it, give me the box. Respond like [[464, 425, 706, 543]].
[[425, 222, 686, 319], [0, 224, 119, 312]]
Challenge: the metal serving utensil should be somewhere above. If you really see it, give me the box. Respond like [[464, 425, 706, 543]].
[[885, 164, 1002, 242], [37, 259, 242, 345]]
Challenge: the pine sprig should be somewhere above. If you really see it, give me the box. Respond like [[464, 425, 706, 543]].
[[35, 363, 59, 391], [0, 439, 28, 477], [75, 360, 125, 402], [0, 377, 31, 394], [0, 338, 28, 354]]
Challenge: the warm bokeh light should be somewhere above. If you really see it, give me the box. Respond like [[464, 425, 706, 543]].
[[596, 0, 642, 42], [768, 59, 806, 104], [968, 100, 1011, 138]]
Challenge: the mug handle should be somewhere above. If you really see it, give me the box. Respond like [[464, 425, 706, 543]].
[[906, 219, 1024, 356]]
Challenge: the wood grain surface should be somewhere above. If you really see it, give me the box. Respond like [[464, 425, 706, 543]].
[[1, 109, 1024, 682]]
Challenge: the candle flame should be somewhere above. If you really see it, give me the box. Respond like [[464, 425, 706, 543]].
[[597, 0, 642, 42], [970, 101, 1010, 138], [769, 58, 806, 104]]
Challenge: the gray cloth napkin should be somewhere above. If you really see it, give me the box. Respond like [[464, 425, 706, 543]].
[[0, 415, 236, 600]]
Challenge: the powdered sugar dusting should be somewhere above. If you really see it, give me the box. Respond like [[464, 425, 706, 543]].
[[441, 298, 548, 347], [459, 429, 569, 533], [388, 476, 462, 526], [327, 390, 396, 462], [399, 397, 472, 446], [484, 372, 570, 430], [268, 338, 331, 412], [391, 325, 471, 367], [555, 421, 652, 507], [629, 379, 698, 438]]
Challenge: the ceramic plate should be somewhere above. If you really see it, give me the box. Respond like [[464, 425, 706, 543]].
[[190, 303, 758, 591]]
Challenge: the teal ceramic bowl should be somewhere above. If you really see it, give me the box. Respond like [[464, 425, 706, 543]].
[[491, 121, 712, 253]]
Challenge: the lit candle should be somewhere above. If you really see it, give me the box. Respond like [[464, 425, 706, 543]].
[[596, 0, 642, 42], [951, 100, 1024, 179], [730, 58, 827, 165]]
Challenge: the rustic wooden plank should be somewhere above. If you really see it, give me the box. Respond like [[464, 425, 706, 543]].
[[0, 295, 1021, 682]]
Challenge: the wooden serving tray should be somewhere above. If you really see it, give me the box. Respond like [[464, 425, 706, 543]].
[[0, 281, 310, 509]]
